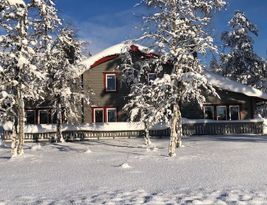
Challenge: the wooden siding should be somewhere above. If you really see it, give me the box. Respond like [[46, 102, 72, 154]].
[[182, 89, 263, 120], [82, 57, 130, 123]]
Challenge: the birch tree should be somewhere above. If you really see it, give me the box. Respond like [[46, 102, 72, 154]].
[[0, 0, 60, 157], [122, 0, 225, 156]]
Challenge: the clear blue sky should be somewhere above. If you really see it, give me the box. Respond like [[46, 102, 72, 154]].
[[56, 0, 267, 59]]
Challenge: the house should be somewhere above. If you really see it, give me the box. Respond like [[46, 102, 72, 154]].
[[78, 43, 267, 124], [18, 43, 266, 140]]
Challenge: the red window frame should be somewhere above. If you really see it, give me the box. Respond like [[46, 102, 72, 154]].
[[92, 107, 118, 123], [103, 72, 118, 92]]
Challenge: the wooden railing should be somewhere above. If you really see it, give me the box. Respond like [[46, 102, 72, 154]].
[[182, 119, 264, 136], [1, 120, 264, 142]]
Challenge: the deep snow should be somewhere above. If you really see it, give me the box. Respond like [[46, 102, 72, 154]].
[[1, 136, 267, 204]]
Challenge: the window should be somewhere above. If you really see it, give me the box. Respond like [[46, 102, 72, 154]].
[[148, 73, 156, 84], [39, 110, 49, 124], [104, 73, 117, 92], [93, 108, 104, 123], [204, 106, 214, 120], [216, 106, 227, 120], [92, 107, 117, 123], [106, 108, 117, 122], [229, 105, 240, 120], [26, 110, 35, 124]]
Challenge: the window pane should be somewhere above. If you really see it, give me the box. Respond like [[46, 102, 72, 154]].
[[148, 73, 156, 83], [26, 110, 35, 124], [95, 110, 104, 123], [204, 106, 214, 120], [107, 109, 117, 122], [230, 106, 240, 120], [106, 75, 116, 91], [39, 110, 49, 124], [217, 106, 227, 120]]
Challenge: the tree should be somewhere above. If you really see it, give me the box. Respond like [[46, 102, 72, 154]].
[[0, 0, 60, 157], [45, 28, 91, 142], [122, 0, 225, 156], [219, 11, 267, 90], [120, 45, 156, 146]]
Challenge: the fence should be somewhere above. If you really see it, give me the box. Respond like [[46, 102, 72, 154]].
[[1, 120, 264, 143]]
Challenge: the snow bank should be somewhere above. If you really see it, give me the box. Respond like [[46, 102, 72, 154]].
[[3, 122, 145, 133], [204, 70, 267, 100]]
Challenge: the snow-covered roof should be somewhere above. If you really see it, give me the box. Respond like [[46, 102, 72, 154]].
[[80, 42, 267, 100], [80, 42, 150, 71], [204, 70, 267, 100]]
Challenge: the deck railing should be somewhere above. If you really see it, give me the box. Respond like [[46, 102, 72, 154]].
[[1, 120, 264, 143]]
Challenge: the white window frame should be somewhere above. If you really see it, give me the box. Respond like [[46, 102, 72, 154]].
[[105, 73, 117, 92], [93, 108, 104, 123], [229, 105, 240, 120], [26, 110, 36, 124], [216, 106, 227, 120], [203, 105, 214, 120], [148, 73, 156, 84], [106, 108, 117, 122], [38, 110, 49, 124]]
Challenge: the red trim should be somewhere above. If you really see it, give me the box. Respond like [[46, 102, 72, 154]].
[[91, 55, 119, 69], [89, 45, 158, 69], [91, 107, 117, 123]]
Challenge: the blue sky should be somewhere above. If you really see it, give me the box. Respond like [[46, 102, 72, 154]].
[[56, 0, 267, 59]]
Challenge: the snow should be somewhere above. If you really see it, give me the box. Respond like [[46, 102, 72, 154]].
[[7, 0, 25, 7], [2, 122, 145, 133], [79, 42, 151, 74], [1, 136, 267, 204], [204, 70, 267, 99]]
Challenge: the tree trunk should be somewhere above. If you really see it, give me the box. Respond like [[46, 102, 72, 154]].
[[176, 106, 183, 148], [17, 90, 25, 156], [10, 121, 18, 157], [56, 96, 64, 143], [144, 122, 151, 146], [168, 104, 182, 157]]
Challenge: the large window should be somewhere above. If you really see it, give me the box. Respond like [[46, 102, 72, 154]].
[[39, 110, 49, 124], [106, 108, 117, 122], [216, 106, 227, 120], [204, 106, 214, 120], [26, 110, 35, 124], [229, 105, 240, 120], [104, 73, 117, 92]]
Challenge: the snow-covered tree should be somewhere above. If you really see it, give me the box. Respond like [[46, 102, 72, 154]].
[[0, 0, 60, 157], [122, 0, 225, 156], [219, 11, 267, 90], [120, 45, 157, 146], [44, 28, 91, 142]]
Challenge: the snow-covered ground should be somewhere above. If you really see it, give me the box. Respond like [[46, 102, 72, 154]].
[[1, 135, 267, 204]]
